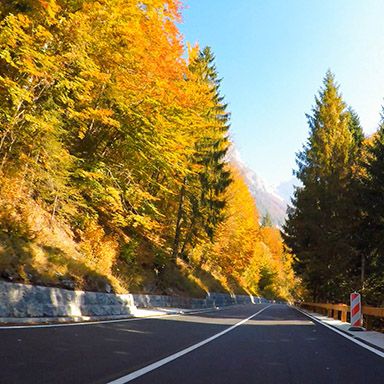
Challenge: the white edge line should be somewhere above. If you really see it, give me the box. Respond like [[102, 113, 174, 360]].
[[294, 306, 384, 359], [0, 306, 233, 330], [0, 313, 175, 330], [106, 304, 273, 384]]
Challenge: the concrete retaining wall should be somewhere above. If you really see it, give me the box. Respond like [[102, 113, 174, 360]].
[[0, 280, 264, 319]]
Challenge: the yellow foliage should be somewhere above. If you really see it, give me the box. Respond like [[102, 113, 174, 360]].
[[80, 222, 119, 276], [191, 164, 297, 300], [0, 0, 297, 299]]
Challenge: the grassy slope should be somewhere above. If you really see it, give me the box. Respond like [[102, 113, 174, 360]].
[[0, 183, 246, 297]]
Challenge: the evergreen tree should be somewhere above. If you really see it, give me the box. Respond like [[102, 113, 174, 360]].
[[284, 71, 361, 301], [172, 47, 231, 260], [348, 108, 364, 148], [194, 47, 232, 239], [359, 114, 384, 303], [344, 107, 366, 291]]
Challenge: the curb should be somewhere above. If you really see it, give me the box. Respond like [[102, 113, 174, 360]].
[[0, 305, 223, 328]]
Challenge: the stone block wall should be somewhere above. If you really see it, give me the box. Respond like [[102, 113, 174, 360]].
[[0, 281, 134, 318], [0, 280, 262, 319], [131, 294, 214, 309]]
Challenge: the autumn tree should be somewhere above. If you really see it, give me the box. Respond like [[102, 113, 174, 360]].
[[0, 0, 298, 298], [195, 164, 297, 300], [209, 166, 260, 286], [0, 0, 75, 216]]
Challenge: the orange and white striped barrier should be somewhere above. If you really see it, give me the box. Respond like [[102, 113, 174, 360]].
[[349, 292, 363, 330]]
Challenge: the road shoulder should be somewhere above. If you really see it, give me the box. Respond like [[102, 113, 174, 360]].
[[294, 306, 384, 356]]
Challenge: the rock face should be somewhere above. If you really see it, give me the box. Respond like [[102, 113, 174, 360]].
[[228, 147, 288, 227]]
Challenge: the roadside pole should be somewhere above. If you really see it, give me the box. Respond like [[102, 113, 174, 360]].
[[349, 292, 364, 331]]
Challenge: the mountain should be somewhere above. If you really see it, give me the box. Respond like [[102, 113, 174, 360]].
[[228, 147, 288, 227], [276, 177, 298, 204]]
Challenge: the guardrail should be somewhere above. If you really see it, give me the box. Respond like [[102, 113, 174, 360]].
[[300, 302, 384, 330]]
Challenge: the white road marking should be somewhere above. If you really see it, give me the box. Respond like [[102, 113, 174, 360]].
[[0, 307, 220, 330], [106, 304, 273, 384], [294, 307, 384, 359]]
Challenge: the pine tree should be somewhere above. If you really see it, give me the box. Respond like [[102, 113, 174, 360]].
[[171, 47, 231, 260], [194, 47, 232, 239], [359, 114, 384, 303], [348, 108, 364, 149], [284, 71, 361, 301]]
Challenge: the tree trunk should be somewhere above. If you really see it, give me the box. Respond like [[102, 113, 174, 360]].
[[172, 177, 186, 261], [361, 253, 365, 290], [180, 214, 196, 259]]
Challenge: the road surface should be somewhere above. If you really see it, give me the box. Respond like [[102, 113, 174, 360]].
[[0, 304, 383, 383]]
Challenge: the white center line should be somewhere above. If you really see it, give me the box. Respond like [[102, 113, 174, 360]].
[[106, 304, 273, 384]]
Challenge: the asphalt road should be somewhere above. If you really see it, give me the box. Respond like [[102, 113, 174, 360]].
[[0, 304, 383, 383]]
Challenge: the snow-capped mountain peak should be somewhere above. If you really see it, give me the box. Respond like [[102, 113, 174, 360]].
[[227, 146, 289, 226]]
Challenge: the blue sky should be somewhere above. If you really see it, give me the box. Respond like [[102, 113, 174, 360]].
[[179, 0, 384, 186]]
